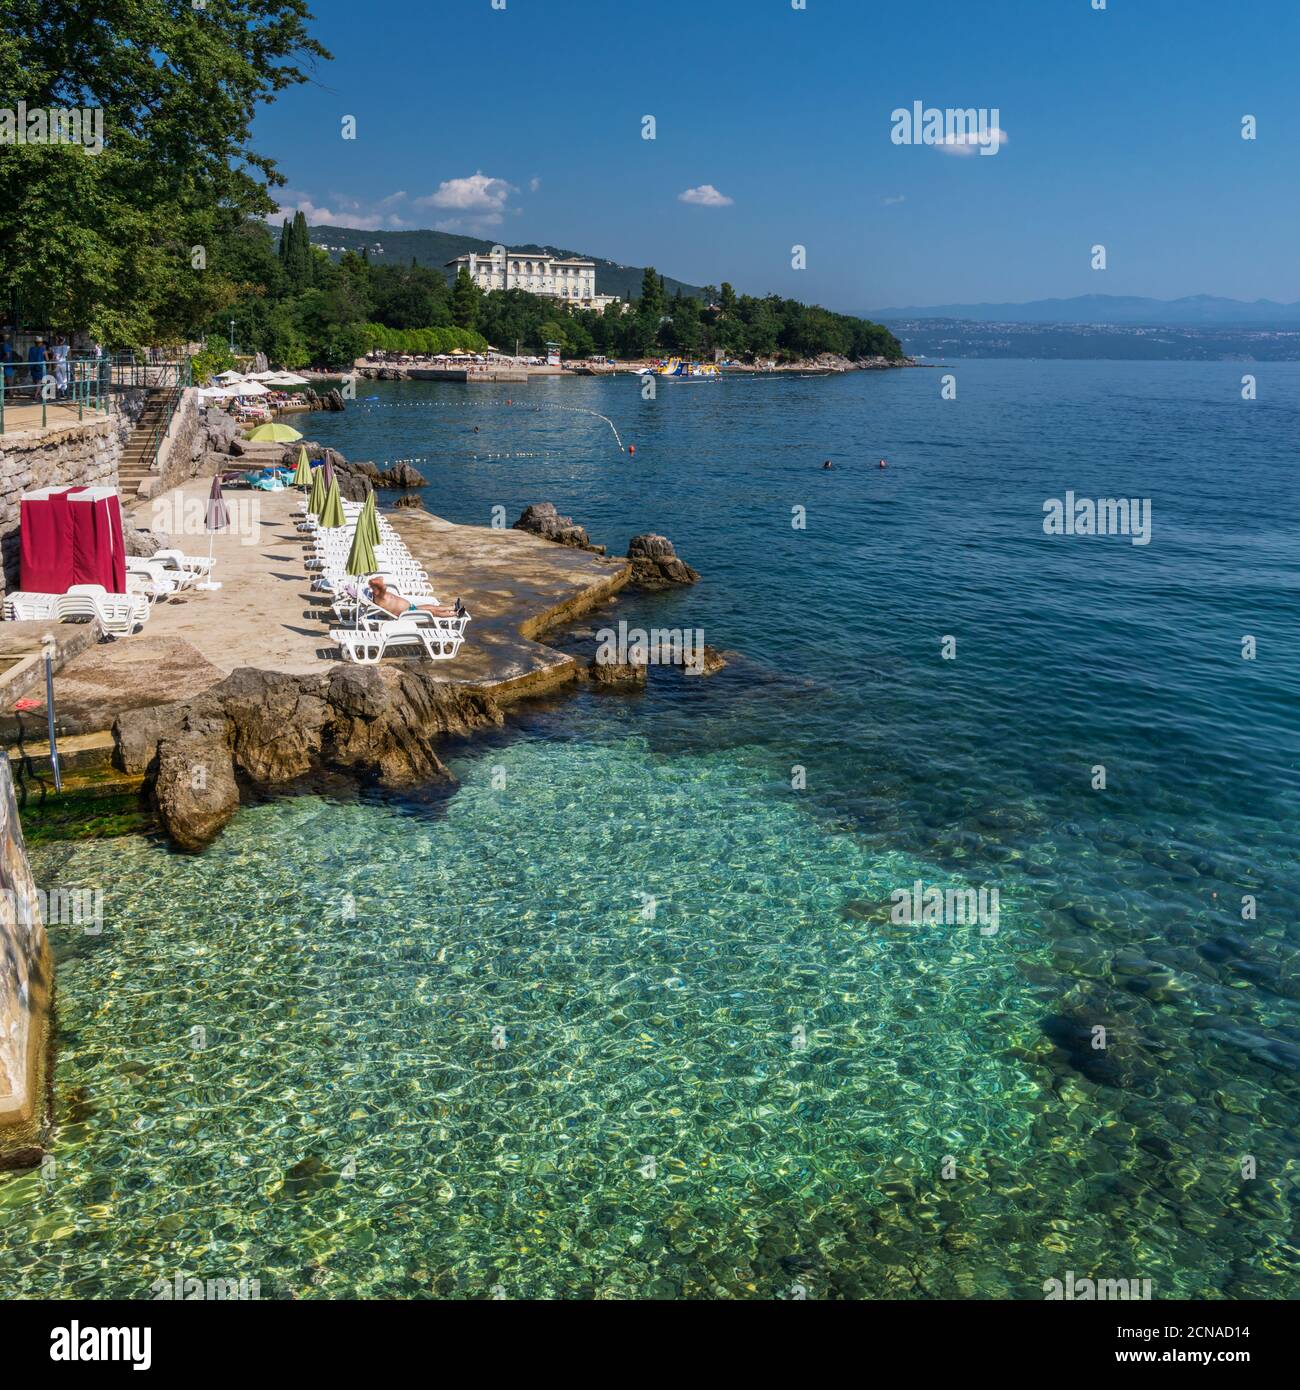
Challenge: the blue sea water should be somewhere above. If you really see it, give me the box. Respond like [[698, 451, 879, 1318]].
[[4, 361, 1298, 1299]]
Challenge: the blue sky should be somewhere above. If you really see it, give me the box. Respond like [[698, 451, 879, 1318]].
[[256, 0, 1300, 311]]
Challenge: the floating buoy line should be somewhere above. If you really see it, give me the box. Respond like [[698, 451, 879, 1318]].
[[349, 398, 628, 453], [377, 451, 563, 465]]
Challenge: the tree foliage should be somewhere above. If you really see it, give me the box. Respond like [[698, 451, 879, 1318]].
[[0, 0, 329, 343]]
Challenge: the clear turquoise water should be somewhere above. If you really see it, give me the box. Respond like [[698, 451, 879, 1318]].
[[4, 362, 1298, 1299]]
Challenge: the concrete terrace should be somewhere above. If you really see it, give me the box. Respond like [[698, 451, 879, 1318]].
[[47, 478, 630, 735]]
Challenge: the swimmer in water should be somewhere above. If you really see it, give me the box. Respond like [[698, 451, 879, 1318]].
[[878, 458, 887, 469], [822, 459, 833, 470]]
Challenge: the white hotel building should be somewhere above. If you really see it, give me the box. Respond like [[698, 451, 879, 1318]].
[[446, 248, 621, 311]]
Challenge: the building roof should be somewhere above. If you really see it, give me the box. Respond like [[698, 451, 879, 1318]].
[[445, 250, 595, 269]]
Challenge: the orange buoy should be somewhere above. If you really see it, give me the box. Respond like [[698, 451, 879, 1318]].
[[628, 444, 636, 456]]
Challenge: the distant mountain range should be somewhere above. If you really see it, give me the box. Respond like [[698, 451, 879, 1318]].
[[304, 223, 707, 302], [865, 294, 1300, 327]]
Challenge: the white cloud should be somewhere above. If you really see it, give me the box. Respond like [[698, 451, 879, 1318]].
[[528, 177, 542, 193], [273, 191, 409, 230], [274, 173, 536, 235], [882, 194, 906, 205], [678, 184, 734, 207], [937, 127, 1008, 157], [417, 172, 517, 213]]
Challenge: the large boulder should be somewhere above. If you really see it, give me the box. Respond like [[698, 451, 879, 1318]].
[[513, 502, 602, 553], [627, 534, 700, 589], [153, 733, 240, 852], [124, 525, 171, 559], [203, 411, 240, 455], [114, 665, 505, 849], [326, 665, 501, 785], [219, 668, 331, 784], [375, 461, 427, 489]]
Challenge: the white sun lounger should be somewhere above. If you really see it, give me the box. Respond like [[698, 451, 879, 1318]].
[[151, 549, 212, 582], [3, 587, 147, 634], [126, 558, 182, 604], [331, 619, 464, 664], [4, 591, 60, 621], [59, 585, 149, 635]]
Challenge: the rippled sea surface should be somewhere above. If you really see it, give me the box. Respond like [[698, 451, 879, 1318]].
[[5, 361, 1298, 1299]]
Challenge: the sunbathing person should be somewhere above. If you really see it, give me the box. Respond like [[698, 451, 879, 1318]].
[[368, 576, 465, 619]]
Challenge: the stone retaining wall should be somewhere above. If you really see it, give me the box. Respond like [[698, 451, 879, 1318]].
[[0, 755, 51, 1164]]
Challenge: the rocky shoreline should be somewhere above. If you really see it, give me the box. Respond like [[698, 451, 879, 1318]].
[[115, 665, 503, 850], [112, 496, 706, 851]]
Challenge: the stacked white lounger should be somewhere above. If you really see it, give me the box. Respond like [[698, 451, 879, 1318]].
[[305, 500, 469, 664], [4, 585, 149, 635]]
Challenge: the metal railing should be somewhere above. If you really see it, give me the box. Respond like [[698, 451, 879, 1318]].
[[0, 356, 113, 433], [0, 353, 190, 434]]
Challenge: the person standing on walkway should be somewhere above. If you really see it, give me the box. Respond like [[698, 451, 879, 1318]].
[[27, 338, 46, 391], [53, 336, 70, 397]]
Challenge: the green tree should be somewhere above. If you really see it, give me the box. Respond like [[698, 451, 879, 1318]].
[[451, 266, 481, 329], [0, 0, 330, 343], [638, 265, 665, 319]]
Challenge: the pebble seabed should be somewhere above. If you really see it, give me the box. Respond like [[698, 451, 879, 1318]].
[[2, 717, 1296, 1300]]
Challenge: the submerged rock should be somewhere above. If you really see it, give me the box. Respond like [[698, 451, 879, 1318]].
[[278, 1155, 340, 1199], [627, 533, 700, 589]]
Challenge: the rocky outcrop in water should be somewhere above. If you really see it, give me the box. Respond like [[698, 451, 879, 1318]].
[[375, 462, 427, 489], [627, 534, 700, 589], [588, 656, 646, 689], [115, 666, 503, 851], [513, 503, 604, 554], [688, 645, 727, 677]]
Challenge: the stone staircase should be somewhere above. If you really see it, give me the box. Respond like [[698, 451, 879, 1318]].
[[116, 390, 170, 499]]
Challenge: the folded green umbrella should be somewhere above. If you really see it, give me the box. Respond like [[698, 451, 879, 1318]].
[[357, 488, 381, 546], [318, 476, 345, 529], [307, 460, 326, 516], [345, 514, 377, 583], [292, 446, 312, 488]]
